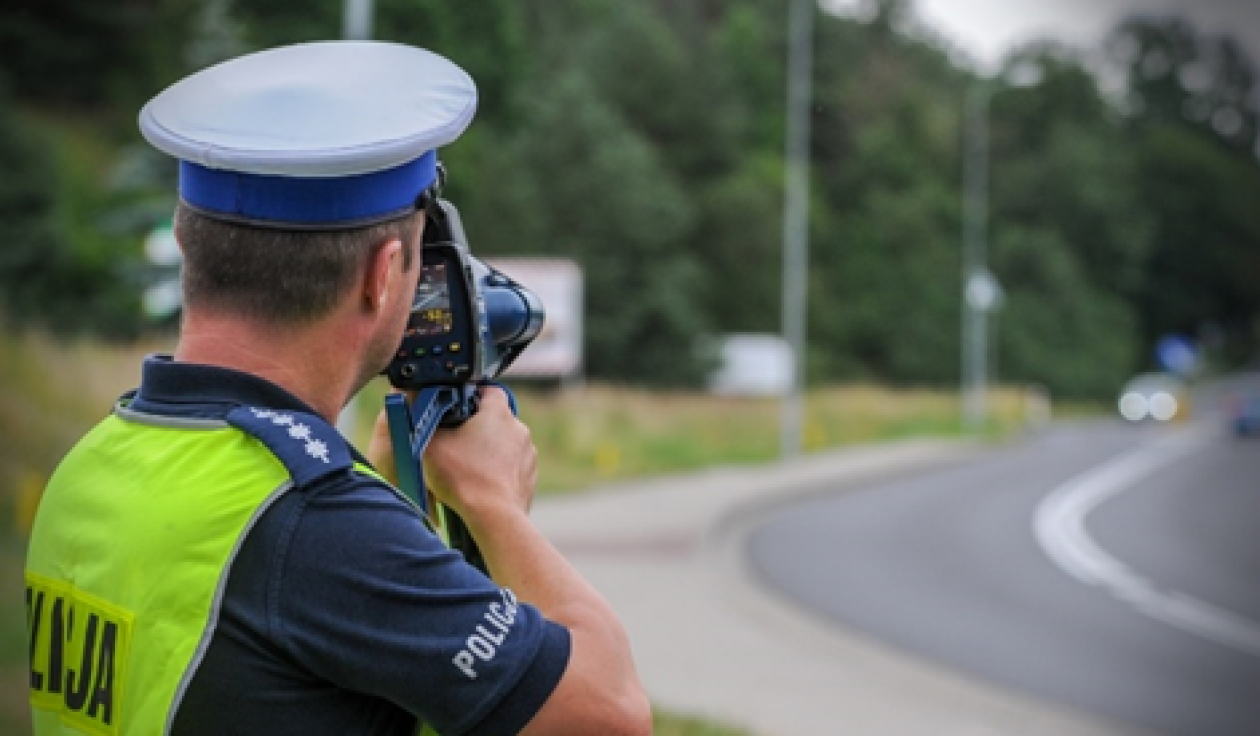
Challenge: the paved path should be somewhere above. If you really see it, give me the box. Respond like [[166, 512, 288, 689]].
[[531, 439, 1161, 736]]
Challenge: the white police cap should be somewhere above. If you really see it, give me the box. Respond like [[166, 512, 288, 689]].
[[139, 41, 477, 228]]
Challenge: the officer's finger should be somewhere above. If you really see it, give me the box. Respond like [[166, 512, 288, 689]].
[[475, 384, 512, 413]]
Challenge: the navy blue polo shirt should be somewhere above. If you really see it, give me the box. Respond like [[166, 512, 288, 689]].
[[126, 356, 569, 735]]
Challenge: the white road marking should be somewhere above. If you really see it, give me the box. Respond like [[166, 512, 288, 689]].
[[1033, 426, 1260, 657]]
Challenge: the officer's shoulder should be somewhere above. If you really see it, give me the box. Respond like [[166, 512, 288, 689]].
[[226, 406, 353, 485]]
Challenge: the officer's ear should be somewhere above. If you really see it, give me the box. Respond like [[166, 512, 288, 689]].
[[363, 237, 405, 312]]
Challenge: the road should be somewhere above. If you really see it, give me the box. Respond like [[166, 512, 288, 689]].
[[747, 418, 1260, 736]]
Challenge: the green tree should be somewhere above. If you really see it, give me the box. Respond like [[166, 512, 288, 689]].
[[1110, 16, 1258, 154], [0, 0, 200, 112], [0, 87, 143, 337], [1109, 16, 1260, 367], [585, 1, 784, 336], [806, 5, 971, 385], [996, 226, 1139, 397], [987, 46, 1154, 396], [0, 87, 64, 324], [1131, 124, 1260, 366], [232, 0, 525, 125], [468, 62, 709, 385]]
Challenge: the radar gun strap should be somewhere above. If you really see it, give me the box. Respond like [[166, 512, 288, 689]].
[[385, 384, 519, 575]]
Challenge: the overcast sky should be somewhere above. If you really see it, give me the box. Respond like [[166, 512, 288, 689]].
[[824, 0, 1260, 73]]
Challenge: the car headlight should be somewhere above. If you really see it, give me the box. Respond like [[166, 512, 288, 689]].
[[1148, 392, 1178, 421], [1119, 392, 1148, 421]]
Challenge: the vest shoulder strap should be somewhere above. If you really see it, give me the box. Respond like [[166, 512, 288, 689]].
[[226, 406, 353, 486]]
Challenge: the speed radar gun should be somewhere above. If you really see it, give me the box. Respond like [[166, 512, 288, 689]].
[[384, 196, 544, 574]]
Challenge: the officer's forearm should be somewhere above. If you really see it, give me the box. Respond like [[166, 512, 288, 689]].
[[466, 507, 652, 735]]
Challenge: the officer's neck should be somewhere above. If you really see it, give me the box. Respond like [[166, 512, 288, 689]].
[[175, 309, 363, 424]]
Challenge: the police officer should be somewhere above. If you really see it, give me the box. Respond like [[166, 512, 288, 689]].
[[25, 41, 650, 735]]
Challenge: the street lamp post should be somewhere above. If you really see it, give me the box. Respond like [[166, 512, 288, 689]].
[[781, 0, 814, 459], [960, 60, 1043, 433], [961, 85, 998, 433], [337, 0, 375, 439], [343, 0, 373, 40]]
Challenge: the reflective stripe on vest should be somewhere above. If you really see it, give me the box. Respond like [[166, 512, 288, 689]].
[[25, 402, 379, 735]]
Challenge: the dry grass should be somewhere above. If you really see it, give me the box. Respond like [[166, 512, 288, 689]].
[[0, 331, 171, 531], [0, 331, 168, 479], [510, 382, 1035, 492]]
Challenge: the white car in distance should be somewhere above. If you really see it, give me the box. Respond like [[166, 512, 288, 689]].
[[1118, 372, 1187, 423]]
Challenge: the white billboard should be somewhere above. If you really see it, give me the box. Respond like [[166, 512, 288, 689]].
[[486, 258, 584, 380]]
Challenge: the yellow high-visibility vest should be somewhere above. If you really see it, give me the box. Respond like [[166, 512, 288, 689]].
[[25, 402, 395, 735]]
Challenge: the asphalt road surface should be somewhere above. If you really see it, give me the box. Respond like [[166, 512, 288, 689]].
[[748, 416, 1260, 736]]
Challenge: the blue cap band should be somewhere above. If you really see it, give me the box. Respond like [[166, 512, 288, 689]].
[[179, 149, 437, 228]]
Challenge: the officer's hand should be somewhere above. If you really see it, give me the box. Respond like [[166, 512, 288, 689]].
[[423, 386, 537, 523]]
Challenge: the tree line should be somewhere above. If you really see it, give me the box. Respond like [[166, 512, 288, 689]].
[[1, 0, 1257, 398]]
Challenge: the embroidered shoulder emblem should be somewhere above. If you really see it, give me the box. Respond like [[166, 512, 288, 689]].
[[227, 405, 352, 485], [248, 408, 329, 464]]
